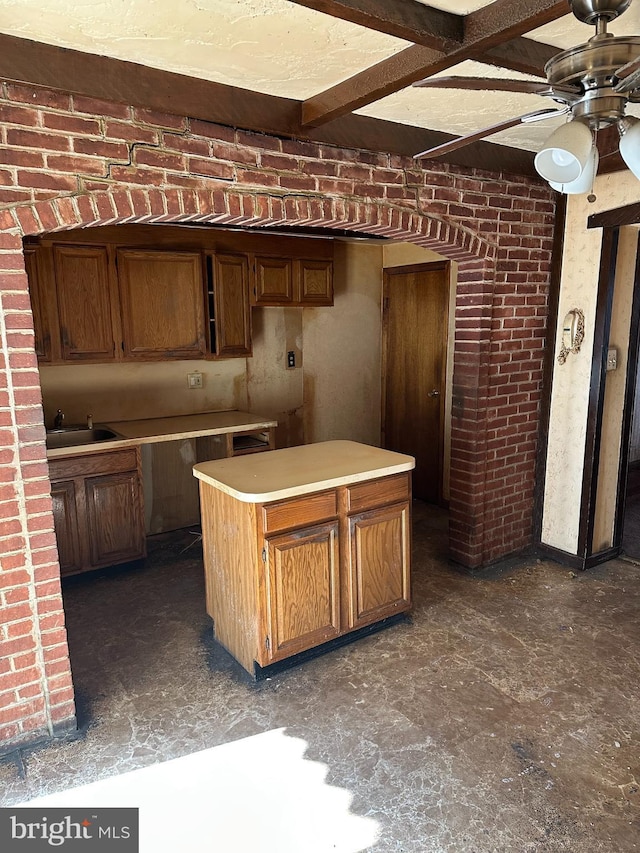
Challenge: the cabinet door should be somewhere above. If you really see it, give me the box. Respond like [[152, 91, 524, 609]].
[[297, 259, 333, 306], [211, 254, 252, 357], [253, 256, 294, 305], [50, 480, 83, 576], [23, 247, 53, 362], [117, 249, 207, 360], [264, 521, 340, 662], [84, 469, 145, 569], [347, 502, 411, 630], [54, 245, 117, 361]]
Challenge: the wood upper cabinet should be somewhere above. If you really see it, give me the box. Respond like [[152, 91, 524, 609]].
[[25, 226, 335, 364], [251, 255, 334, 306], [117, 249, 207, 360], [54, 245, 118, 361], [23, 246, 53, 362], [49, 448, 146, 577], [208, 253, 252, 357], [253, 256, 294, 305], [298, 258, 333, 305]]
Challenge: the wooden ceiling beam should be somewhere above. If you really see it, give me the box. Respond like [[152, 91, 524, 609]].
[[301, 0, 570, 127], [285, 0, 463, 50], [475, 36, 560, 78], [0, 33, 539, 178]]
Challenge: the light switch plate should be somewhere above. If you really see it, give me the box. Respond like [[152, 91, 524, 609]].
[[187, 371, 203, 389]]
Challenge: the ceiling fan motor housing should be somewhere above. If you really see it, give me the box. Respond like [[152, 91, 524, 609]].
[[570, 0, 632, 24], [546, 35, 640, 126]]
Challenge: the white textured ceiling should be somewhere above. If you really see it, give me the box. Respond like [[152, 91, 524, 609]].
[[1, 0, 640, 153]]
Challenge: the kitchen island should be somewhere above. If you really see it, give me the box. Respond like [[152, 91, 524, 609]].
[[193, 440, 415, 676]]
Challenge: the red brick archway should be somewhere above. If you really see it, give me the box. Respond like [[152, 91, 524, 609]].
[[0, 183, 530, 749]]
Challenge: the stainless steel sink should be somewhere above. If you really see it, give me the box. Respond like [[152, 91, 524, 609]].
[[46, 427, 120, 450]]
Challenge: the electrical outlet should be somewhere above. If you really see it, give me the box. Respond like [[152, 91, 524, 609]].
[[187, 371, 203, 389], [287, 351, 296, 368], [606, 347, 618, 371]]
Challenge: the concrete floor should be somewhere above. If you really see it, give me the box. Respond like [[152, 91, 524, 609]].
[[1, 502, 639, 852]]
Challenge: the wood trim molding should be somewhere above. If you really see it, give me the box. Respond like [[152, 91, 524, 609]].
[[588, 202, 640, 229], [301, 0, 569, 127], [533, 193, 566, 546], [612, 231, 640, 549], [579, 227, 619, 558]]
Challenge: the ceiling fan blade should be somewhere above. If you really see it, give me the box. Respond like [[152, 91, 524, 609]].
[[412, 76, 580, 101], [614, 55, 640, 93], [413, 109, 565, 160]]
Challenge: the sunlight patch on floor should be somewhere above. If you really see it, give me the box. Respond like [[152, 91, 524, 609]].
[[17, 728, 380, 853]]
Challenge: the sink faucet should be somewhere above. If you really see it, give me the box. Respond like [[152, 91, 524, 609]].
[[53, 409, 64, 429]]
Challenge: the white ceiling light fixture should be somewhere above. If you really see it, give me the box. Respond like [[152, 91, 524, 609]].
[[534, 119, 595, 183], [618, 115, 640, 177], [549, 145, 600, 193], [413, 0, 640, 199]]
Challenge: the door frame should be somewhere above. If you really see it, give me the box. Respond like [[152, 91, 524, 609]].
[[381, 260, 451, 505]]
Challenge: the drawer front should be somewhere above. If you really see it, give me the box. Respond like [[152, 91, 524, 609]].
[[347, 473, 410, 514], [48, 448, 138, 480], [262, 490, 337, 534]]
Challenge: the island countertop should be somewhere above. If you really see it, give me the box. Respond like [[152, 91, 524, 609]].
[[192, 440, 415, 503]]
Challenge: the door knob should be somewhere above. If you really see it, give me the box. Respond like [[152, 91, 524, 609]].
[[427, 389, 440, 398]]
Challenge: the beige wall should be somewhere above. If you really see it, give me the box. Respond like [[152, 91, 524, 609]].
[[39, 358, 247, 429], [304, 240, 384, 446], [542, 171, 640, 554]]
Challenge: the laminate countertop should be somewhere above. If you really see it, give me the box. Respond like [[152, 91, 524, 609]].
[[192, 440, 415, 503], [46, 410, 277, 459]]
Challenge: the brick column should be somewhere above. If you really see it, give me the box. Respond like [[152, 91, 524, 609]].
[[0, 228, 75, 749]]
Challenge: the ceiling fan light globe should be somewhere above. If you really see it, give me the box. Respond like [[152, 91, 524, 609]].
[[549, 148, 599, 194], [619, 118, 640, 180], [551, 149, 576, 168], [534, 121, 594, 184]]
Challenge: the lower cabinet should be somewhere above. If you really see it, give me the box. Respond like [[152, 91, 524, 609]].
[[49, 448, 146, 577], [199, 471, 411, 674], [265, 521, 341, 661]]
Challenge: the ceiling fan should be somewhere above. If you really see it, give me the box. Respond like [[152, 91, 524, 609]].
[[413, 0, 640, 195]]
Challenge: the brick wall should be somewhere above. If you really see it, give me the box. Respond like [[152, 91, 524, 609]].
[[0, 81, 556, 751]]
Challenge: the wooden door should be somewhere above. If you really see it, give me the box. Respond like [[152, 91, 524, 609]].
[[382, 262, 450, 503], [117, 249, 207, 359], [50, 480, 83, 575], [347, 502, 411, 630], [54, 245, 117, 361], [84, 470, 145, 569], [264, 521, 340, 661], [211, 253, 252, 357]]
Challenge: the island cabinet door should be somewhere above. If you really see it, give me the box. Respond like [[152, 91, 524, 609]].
[[346, 502, 411, 630], [263, 521, 341, 663]]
